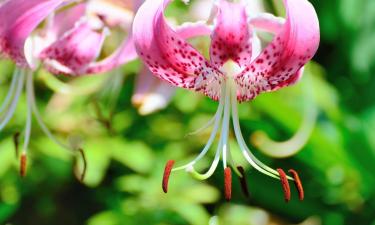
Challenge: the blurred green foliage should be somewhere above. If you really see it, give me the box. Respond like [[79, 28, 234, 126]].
[[0, 0, 375, 225]]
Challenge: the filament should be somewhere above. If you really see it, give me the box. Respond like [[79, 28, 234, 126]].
[[0, 68, 20, 114], [0, 68, 25, 131], [172, 85, 225, 172]]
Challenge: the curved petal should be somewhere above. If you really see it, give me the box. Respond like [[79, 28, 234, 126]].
[[133, 0, 224, 100], [48, 3, 86, 39], [235, 0, 320, 102], [132, 67, 176, 115], [0, 0, 64, 67], [83, 0, 143, 74], [210, 0, 253, 68], [249, 13, 285, 34], [39, 21, 107, 75], [85, 35, 138, 74], [34, 3, 86, 57]]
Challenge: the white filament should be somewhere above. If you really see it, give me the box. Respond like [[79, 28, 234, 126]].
[[27, 70, 72, 152], [0, 68, 25, 131], [221, 81, 231, 169], [230, 84, 293, 180], [172, 86, 225, 172], [0, 69, 20, 114]]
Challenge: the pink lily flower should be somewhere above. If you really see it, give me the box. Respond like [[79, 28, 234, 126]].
[[0, 0, 141, 177], [133, 0, 320, 201]]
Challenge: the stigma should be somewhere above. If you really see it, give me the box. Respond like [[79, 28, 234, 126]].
[[162, 62, 304, 202]]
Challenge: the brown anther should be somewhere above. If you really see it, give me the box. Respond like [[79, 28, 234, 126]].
[[237, 166, 250, 198], [20, 153, 27, 177], [13, 132, 20, 157], [77, 148, 87, 182], [224, 167, 232, 201], [277, 168, 291, 202], [288, 169, 304, 201], [162, 160, 175, 193]]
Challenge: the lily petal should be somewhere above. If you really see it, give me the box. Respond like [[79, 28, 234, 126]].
[[85, 35, 138, 74], [132, 67, 175, 115], [0, 0, 64, 67], [210, 0, 253, 68], [40, 20, 107, 75], [235, 0, 320, 102], [83, 0, 147, 74], [48, 3, 87, 40], [249, 13, 285, 34], [133, 0, 223, 100]]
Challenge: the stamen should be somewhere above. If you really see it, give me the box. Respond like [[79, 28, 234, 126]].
[[237, 166, 250, 198], [0, 68, 20, 114], [277, 168, 291, 202], [13, 132, 20, 157], [224, 167, 232, 201], [187, 139, 222, 180], [78, 148, 87, 182], [20, 153, 27, 177], [28, 69, 72, 152], [0, 68, 25, 131], [289, 169, 304, 201], [230, 81, 280, 179], [162, 160, 175, 193], [185, 115, 216, 137], [172, 88, 225, 172]]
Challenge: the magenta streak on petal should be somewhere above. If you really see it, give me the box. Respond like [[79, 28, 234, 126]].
[[0, 0, 65, 67], [39, 21, 106, 76], [234, 0, 320, 102], [133, 0, 224, 100], [210, 0, 252, 68]]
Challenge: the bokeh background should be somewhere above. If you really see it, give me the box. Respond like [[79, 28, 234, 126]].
[[0, 0, 375, 224]]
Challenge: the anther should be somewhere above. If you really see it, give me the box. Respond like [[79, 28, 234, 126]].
[[224, 167, 232, 201], [237, 166, 250, 198], [20, 153, 27, 177], [162, 160, 175, 193], [78, 148, 87, 182], [288, 169, 304, 201], [277, 168, 290, 202], [13, 132, 20, 157]]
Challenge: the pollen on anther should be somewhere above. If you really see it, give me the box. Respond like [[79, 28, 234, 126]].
[[162, 160, 175, 193], [237, 166, 250, 198], [289, 169, 304, 201], [277, 168, 291, 202], [20, 153, 27, 177], [224, 167, 232, 201]]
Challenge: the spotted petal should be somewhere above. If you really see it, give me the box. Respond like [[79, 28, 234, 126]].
[[210, 0, 253, 68], [39, 21, 107, 75], [0, 0, 64, 67], [133, 0, 224, 100], [235, 0, 320, 102]]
